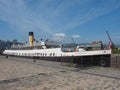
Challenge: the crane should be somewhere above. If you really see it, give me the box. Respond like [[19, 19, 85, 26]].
[[106, 31, 115, 50], [71, 37, 76, 46]]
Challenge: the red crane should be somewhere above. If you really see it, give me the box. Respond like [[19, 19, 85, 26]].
[[106, 31, 115, 50]]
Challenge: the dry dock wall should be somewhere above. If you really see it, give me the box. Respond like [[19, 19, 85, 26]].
[[111, 54, 120, 68], [34, 55, 111, 67], [3, 54, 111, 67]]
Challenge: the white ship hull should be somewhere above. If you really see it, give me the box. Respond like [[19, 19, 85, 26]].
[[3, 48, 111, 57], [3, 48, 111, 67]]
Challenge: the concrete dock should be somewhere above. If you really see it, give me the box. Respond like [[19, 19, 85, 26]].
[[0, 55, 120, 90]]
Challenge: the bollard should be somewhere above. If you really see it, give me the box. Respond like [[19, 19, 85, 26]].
[[6, 55, 8, 58]]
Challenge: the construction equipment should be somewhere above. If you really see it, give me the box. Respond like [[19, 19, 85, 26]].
[[106, 31, 115, 50], [71, 37, 76, 46]]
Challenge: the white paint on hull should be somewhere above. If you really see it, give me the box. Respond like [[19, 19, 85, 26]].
[[3, 48, 111, 57]]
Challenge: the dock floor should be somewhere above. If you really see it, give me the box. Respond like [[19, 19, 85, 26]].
[[0, 55, 120, 90]]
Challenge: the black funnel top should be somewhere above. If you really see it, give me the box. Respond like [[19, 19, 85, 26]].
[[29, 32, 33, 35]]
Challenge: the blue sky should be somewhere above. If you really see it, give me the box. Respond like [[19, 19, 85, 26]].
[[0, 0, 120, 44]]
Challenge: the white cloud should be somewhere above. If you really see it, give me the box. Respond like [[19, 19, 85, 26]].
[[72, 35, 80, 38], [54, 33, 65, 37], [53, 33, 66, 41]]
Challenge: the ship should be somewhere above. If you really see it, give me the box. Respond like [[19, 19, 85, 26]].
[[3, 32, 111, 67]]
